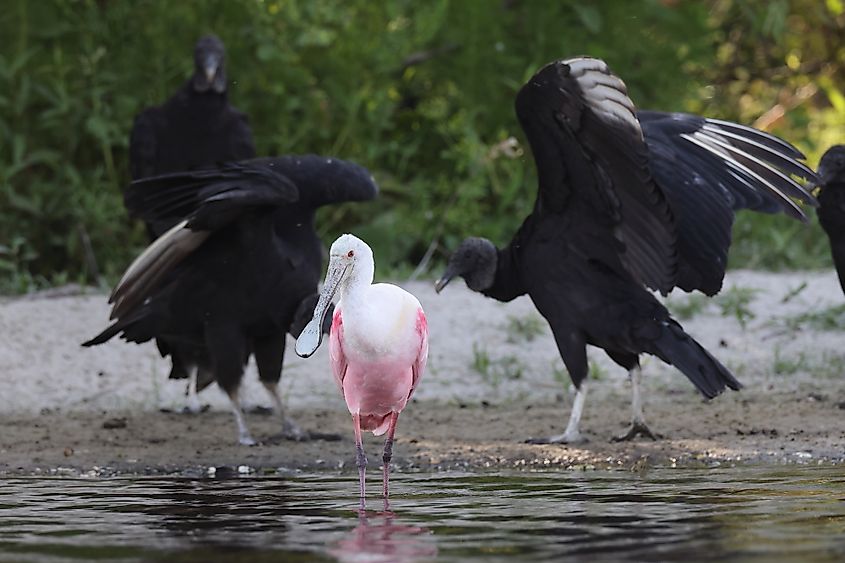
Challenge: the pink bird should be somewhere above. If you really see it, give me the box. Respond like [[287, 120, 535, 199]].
[[296, 234, 428, 509]]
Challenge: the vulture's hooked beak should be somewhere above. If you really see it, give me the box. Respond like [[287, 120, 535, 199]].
[[434, 265, 457, 294]]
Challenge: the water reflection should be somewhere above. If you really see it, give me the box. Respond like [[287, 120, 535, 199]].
[[330, 510, 437, 562], [0, 466, 843, 561]]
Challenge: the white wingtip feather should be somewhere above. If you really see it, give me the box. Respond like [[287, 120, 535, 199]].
[[110, 219, 190, 301], [563, 57, 641, 137], [681, 131, 804, 218]]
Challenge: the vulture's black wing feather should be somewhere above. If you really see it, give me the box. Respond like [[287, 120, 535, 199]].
[[111, 155, 377, 319], [640, 111, 817, 218], [125, 160, 299, 231], [640, 111, 818, 294], [646, 145, 734, 295], [268, 155, 380, 208], [515, 58, 677, 294]]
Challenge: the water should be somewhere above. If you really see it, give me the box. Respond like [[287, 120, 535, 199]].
[[1, 466, 844, 562]]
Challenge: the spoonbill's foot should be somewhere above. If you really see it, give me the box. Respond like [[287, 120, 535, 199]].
[[611, 421, 658, 442], [526, 430, 587, 445]]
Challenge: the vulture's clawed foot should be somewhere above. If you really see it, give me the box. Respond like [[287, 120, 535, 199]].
[[238, 434, 259, 447], [612, 421, 659, 442], [307, 431, 344, 442], [159, 403, 210, 415], [526, 431, 588, 445], [245, 405, 275, 416], [267, 419, 343, 442], [180, 402, 210, 415], [270, 425, 344, 443]]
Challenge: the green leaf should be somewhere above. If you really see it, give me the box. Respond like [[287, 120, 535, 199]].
[[572, 5, 603, 34]]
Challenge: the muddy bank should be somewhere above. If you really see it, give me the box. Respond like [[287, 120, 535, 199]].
[[1, 270, 844, 475], [1, 385, 843, 477]]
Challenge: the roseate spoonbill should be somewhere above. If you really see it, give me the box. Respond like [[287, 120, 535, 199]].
[[815, 146, 845, 296], [436, 57, 817, 443], [129, 35, 255, 409], [83, 156, 378, 445], [296, 234, 428, 509]]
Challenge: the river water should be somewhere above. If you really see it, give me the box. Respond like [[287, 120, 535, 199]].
[[1, 465, 844, 561]]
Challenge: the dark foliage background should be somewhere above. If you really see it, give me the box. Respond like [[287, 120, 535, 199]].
[[1, 0, 843, 292]]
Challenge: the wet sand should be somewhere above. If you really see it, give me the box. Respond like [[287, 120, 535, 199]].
[[1, 271, 844, 475]]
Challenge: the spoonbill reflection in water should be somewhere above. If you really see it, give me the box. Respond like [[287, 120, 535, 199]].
[[296, 234, 428, 509]]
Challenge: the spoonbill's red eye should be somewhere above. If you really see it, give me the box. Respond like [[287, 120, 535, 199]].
[[347, 250, 354, 258]]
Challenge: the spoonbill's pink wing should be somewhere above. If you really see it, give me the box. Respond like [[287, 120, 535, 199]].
[[329, 307, 348, 393], [408, 308, 429, 401]]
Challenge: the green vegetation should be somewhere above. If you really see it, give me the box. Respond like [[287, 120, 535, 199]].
[[550, 360, 570, 389], [470, 342, 523, 387], [775, 303, 845, 332], [2, 1, 844, 292], [772, 348, 845, 378], [780, 281, 808, 304], [588, 360, 608, 382], [666, 293, 711, 320], [716, 286, 760, 329], [505, 313, 545, 343]]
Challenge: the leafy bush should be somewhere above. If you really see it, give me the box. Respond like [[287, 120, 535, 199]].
[[1, 0, 843, 292]]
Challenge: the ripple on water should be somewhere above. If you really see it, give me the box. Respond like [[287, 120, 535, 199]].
[[0, 466, 844, 562]]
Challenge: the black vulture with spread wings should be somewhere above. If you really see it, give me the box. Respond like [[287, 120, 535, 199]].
[[436, 58, 818, 443], [84, 156, 378, 445]]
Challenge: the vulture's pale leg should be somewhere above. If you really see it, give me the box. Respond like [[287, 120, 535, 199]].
[[262, 381, 307, 441], [226, 388, 256, 446], [183, 368, 202, 414], [613, 366, 657, 442], [528, 383, 588, 444]]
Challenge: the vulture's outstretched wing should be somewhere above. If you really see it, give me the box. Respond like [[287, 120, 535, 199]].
[[124, 160, 299, 231], [515, 57, 677, 294], [111, 156, 377, 321], [125, 155, 378, 229], [640, 111, 818, 294], [640, 111, 816, 218]]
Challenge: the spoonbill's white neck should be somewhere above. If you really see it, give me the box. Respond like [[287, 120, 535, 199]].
[[339, 256, 374, 302]]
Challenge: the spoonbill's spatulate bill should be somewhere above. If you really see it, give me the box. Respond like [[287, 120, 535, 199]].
[[297, 234, 428, 509], [436, 57, 818, 444]]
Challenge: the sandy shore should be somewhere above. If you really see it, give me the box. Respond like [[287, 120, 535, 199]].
[[1, 270, 844, 475]]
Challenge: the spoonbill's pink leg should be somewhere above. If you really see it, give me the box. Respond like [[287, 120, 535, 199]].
[[352, 414, 367, 510], [381, 412, 400, 505]]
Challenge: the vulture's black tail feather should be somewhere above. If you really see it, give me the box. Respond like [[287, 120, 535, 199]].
[[651, 320, 742, 399]]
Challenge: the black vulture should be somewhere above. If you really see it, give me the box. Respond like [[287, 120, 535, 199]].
[[816, 145, 845, 296], [129, 35, 256, 408], [84, 156, 378, 445], [435, 58, 818, 443], [130, 35, 255, 210]]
